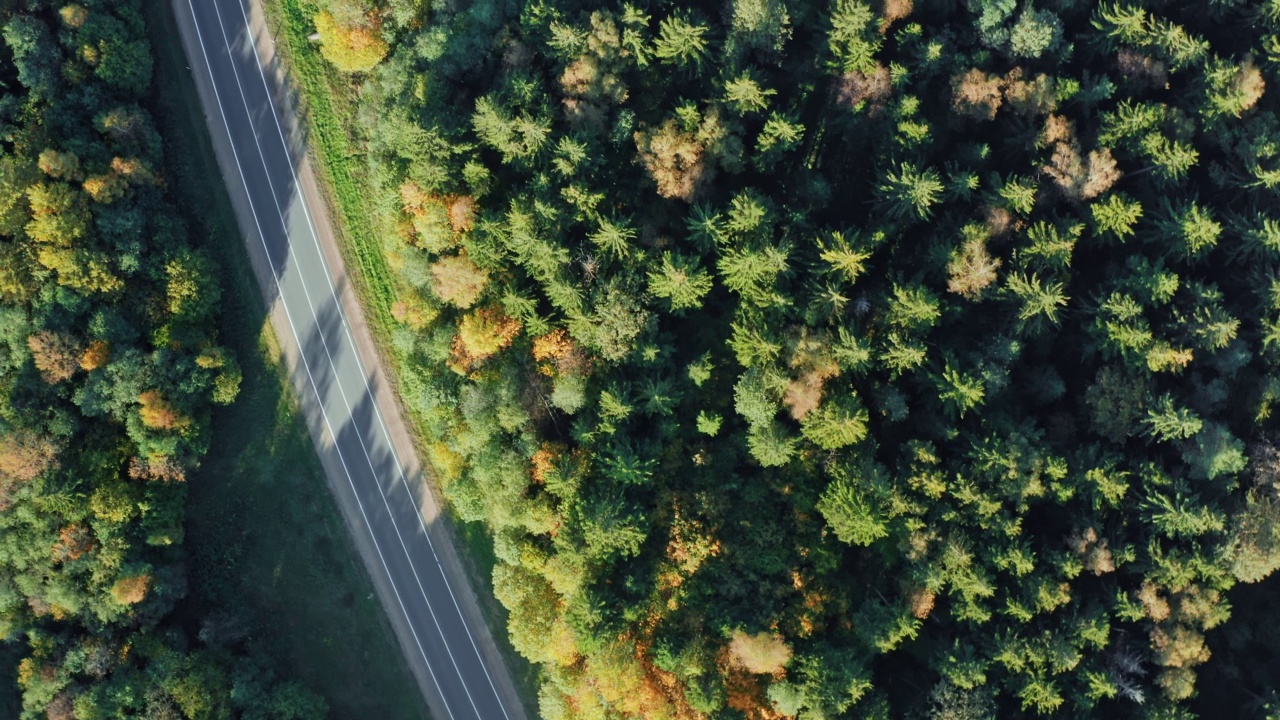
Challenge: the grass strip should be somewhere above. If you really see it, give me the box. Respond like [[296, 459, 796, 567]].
[[259, 0, 397, 335]]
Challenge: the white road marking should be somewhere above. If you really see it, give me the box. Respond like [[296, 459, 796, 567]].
[[184, 3, 461, 718], [202, 2, 487, 716], [229, 3, 515, 717]]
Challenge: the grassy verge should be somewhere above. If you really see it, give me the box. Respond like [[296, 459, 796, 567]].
[[146, 4, 430, 718], [255, 0, 396, 335], [258, 0, 543, 706]]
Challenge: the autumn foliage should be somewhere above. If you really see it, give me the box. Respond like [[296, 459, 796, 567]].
[[79, 339, 110, 371], [728, 631, 793, 675], [635, 120, 710, 201], [448, 306, 521, 373], [108, 572, 150, 606], [0, 430, 58, 486], [314, 10, 388, 74], [429, 252, 489, 308], [0, 2, 324, 715], [27, 330, 81, 383], [137, 390, 190, 432]]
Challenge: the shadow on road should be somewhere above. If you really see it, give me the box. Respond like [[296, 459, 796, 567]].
[[185, 1, 530, 717], [296, 282, 438, 538]]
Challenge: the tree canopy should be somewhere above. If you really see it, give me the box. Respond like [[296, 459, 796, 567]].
[[0, 1, 323, 717], [312, 0, 1280, 716]]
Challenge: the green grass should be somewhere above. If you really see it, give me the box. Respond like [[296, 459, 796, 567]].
[[146, 4, 430, 718], [184, 325, 430, 720], [257, 0, 396, 335], [258, 0, 544, 707]]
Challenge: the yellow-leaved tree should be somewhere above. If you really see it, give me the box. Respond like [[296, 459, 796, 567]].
[[314, 10, 388, 74]]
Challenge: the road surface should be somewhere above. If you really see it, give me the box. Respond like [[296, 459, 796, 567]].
[[171, 1, 529, 718]]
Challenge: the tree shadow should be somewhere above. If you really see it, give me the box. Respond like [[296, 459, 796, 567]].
[[295, 280, 443, 542], [189, 1, 516, 715], [189, 0, 314, 296]]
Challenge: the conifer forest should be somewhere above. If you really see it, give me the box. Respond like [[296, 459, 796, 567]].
[[304, 0, 1280, 716]]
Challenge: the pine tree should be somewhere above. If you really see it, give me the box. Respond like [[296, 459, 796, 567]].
[[879, 333, 928, 377], [886, 284, 942, 331], [729, 319, 784, 367], [818, 477, 888, 546], [1231, 214, 1280, 264], [1200, 57, 1266, 122], [1091, 3, 1209, 71], [818, 230, 874, 285], [1156, 200, 1221, 261], [827, 0, 882, 75], [652, 14, 710, 71], [647, 252, 713, 311], [1142, 134, 1200, 182], [1020, 221, 1080, 272], [1005, 272, 1069, 335], [878, 162, 944, 221], [589, 217, 637, 260], [1142, 491, 1225, 538], [472, 97, 551, 164], [800, 394, 869, 449], [934, 362, 986, 419], [754, 112, 805, 169], [723, 71, 777, 114], [717, 242, 790, 308]]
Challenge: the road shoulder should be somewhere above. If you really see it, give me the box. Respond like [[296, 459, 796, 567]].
[[169, 2, 530, 719]]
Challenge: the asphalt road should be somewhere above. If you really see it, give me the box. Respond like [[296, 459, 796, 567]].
[[172, 1, 528, 718]]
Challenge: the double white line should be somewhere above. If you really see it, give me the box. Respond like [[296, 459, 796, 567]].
[[183, 1, 512, 718]]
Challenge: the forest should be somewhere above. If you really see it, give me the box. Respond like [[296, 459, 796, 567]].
[[0, 0, 329, 717], [291, 0, 1280, 717]]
